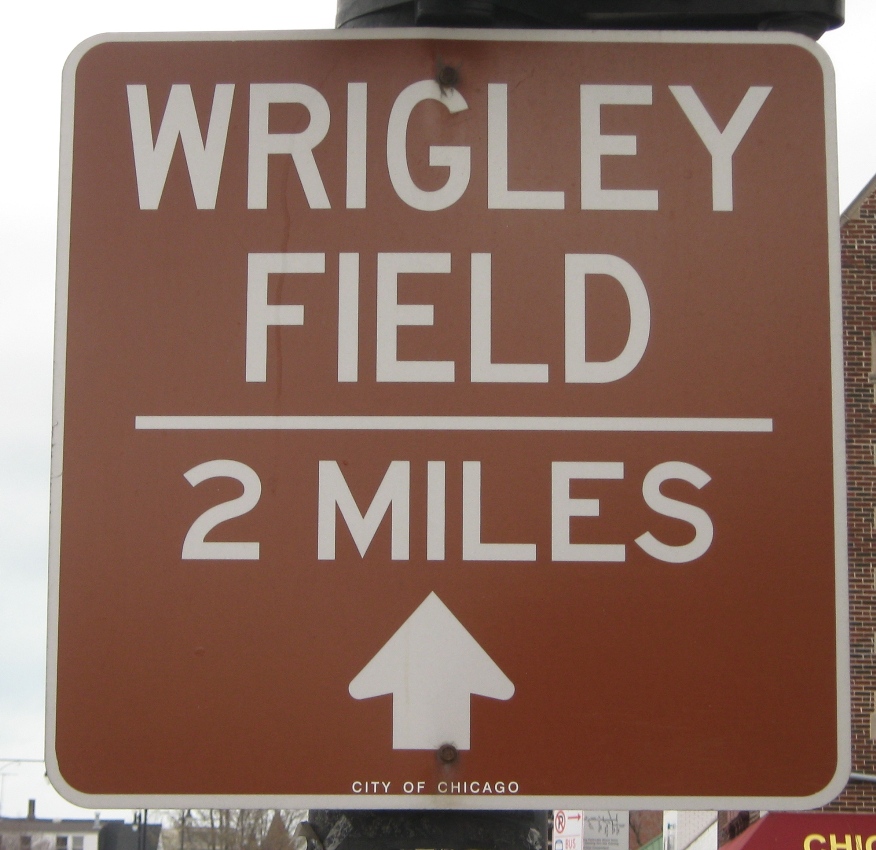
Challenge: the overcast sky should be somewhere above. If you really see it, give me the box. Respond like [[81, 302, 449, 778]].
[[0, 0, 874, 823]]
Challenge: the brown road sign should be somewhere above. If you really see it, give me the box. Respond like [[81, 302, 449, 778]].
[[49, 29, 848, 810]]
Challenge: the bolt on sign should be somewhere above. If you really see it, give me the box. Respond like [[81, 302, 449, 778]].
[[49, 29, 848, 810]]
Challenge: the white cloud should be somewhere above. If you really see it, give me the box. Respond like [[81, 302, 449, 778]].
[[820, 0, 876, 207]]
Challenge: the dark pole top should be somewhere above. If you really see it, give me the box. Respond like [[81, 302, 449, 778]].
[[336, 0, 844, 38]]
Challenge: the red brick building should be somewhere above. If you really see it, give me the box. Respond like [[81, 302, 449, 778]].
[[821, 173, 876, 811]]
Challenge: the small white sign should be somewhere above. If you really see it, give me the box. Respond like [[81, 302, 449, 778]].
[[581, 812, 629, 850], [554, 811, 584, 850]]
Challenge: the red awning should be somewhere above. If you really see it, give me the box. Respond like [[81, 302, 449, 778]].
[[721, 814, 876, 850]]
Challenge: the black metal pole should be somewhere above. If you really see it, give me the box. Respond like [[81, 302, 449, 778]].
[[335, 0, 843, 38], [137, 810, 148, 850]]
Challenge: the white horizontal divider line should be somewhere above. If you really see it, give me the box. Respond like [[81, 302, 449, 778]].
[[135, 415, 773, 433]]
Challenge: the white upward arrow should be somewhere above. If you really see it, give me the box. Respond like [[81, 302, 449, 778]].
[[349, 592, 515, 750]]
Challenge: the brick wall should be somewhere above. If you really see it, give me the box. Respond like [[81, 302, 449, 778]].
[[824, 175, 876, 811], [717, 812, 761, 845]]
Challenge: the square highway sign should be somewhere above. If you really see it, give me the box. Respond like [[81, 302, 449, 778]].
[[49, 28, 848, 810]]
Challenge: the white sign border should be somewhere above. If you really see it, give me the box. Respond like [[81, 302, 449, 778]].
[[48, 25, 849, 813]]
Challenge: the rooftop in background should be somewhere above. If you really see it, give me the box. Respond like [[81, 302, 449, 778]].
[[0, 800, 109, 833], [337, 0, 844, 38], [0, 819, 108, 834], [0, 802, 160, 850]]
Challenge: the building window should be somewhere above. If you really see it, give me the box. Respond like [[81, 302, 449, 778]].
[[56, 837, 68, 850], [72, 839, 83, 850], [20, 837, 31, 850], [727, 812, 751, 840]]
